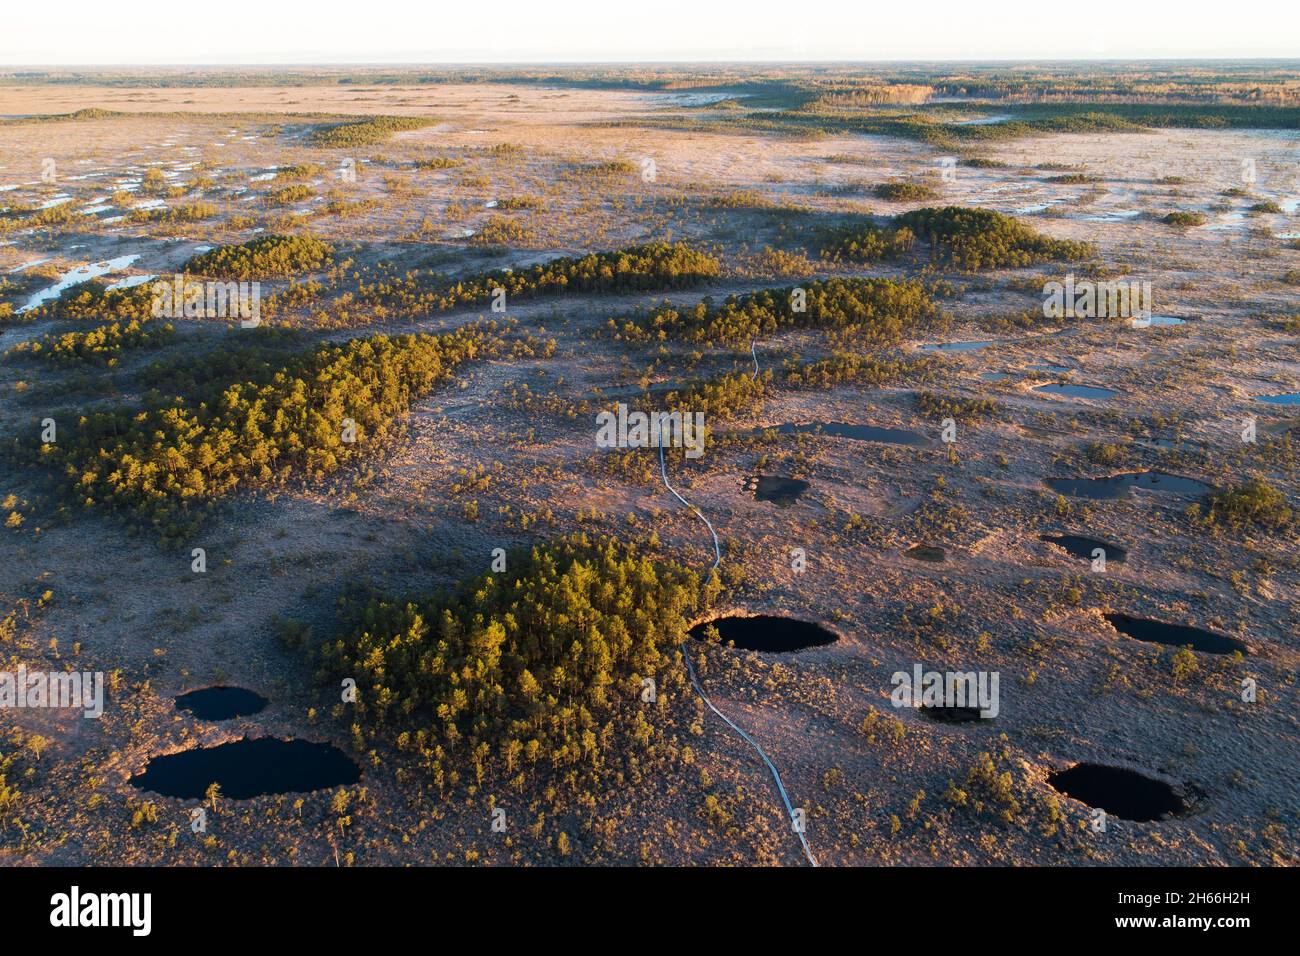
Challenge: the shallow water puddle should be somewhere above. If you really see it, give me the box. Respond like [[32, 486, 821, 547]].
[[1204, 212, 1248, 231], [9, 257, 52, 273], [18, 254, 141, 313], [1080, 210, 1141, 222], [688, 614, 838, 653], [104, 274, 158, 292], [953, 114, 1012, 126], [1131, 314, 1187, 328], [130, 738, 360, 799]]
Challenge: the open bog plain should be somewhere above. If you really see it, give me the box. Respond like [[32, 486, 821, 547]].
[[0, 66, 1296, 866]]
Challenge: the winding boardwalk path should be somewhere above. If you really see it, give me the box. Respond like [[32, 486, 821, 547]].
[[658, 337, 819, 867]]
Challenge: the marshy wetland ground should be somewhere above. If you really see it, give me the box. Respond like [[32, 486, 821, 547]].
[[0, 64, 1296, 870]]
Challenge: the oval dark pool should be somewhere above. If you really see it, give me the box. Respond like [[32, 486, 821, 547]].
[[688, 614, 839, 653], [175, 686, 268, 721], [1048, 763, 1187, 821], [1045, 471, 1213, 500], [1034, 383, 1117, 400], [130, 738, 361, 800], [1041, 534, 1127, 563], [774, 421, 932, 448], [1105, 613, 1248, 655], [919, 703, 990, 723], [750, 475, 810, 506], [904, 545, 947, 563]]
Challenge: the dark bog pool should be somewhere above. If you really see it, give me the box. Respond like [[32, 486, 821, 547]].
[[904, 545, 947, 563], [919, 703, 989, 723], [1048, 764, 1187, 821], [130, 738, 361, 799], [749, 475, 810, 506], [1044, 471, 1213, 499], [1041, 534, 1127, 563], [1105, 613, 1247, 655], [689, 614, 839, 653], [175, 686, 268, 720], [1034, 383, 1118, 400], [775, 421, 931, 448]]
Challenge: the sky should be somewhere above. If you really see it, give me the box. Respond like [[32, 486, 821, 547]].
[[3, 0, 1297, 65]]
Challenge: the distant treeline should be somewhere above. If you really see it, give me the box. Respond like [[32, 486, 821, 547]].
[[7, 64, 1296, 106], [627, 100, 1299, 148]]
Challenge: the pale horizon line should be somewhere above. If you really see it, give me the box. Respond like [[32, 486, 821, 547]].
[[6, 56, 1300, 70]]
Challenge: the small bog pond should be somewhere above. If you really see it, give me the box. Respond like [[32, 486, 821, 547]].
[[175, 686, 268, 721], [1105, 613, 1248, 655], [749, 475, 809, 506], [775, 421, 931, 447], [1045, 471, 1213, 500], [688, 614, 839, 653], [1041, 534, 1127, 563], [130, 738, 360, 799], [919, 703, 989, 723], [1257, 393, 1300, 406], [904, 545, 947, 563], [1048, 763, 1187, 822], [1034, 382, 1117, 400]]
